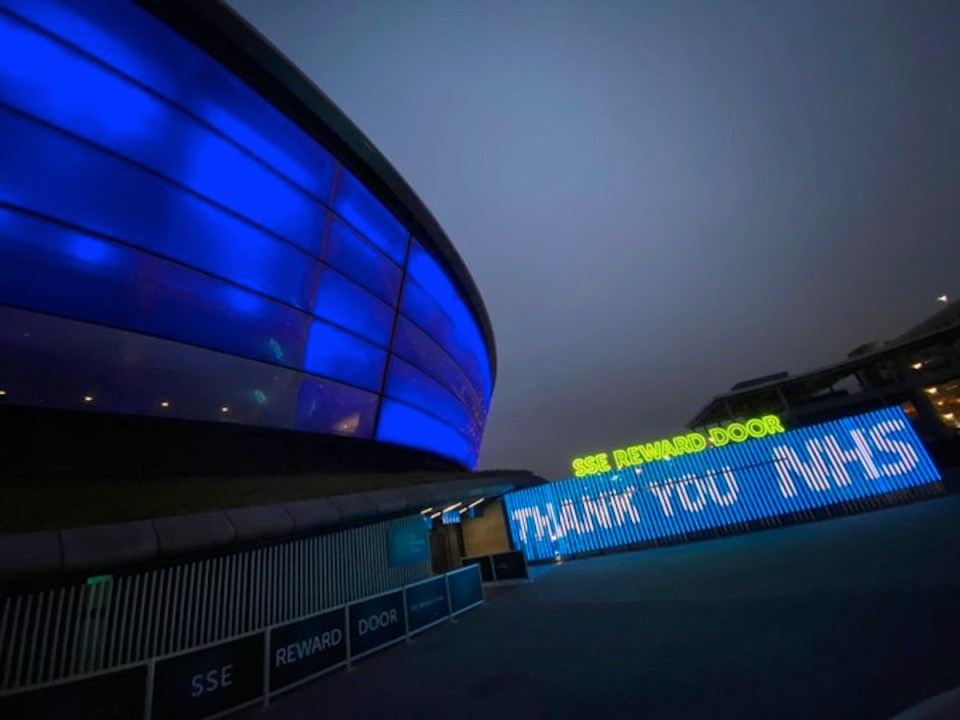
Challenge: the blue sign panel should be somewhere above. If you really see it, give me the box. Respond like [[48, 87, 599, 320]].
[[504, 408, 941, 562], [348, 591, 405, 658], [447, 565, 484, 615], [404, 577, 450, 633], [387, 522, 430, 566], [153, 634, 263, 720], [0, 665, 146, 720], [269, 608, 347, 694]]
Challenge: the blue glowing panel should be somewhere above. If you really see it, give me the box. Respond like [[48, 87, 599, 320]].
[[0, 207, 310, 369], [441, 511, 462, 525], [322, 220, 403, 306], [504, 408, 942, 562], [0, 0, 491, 469], [0, 11, 327, 256], [0, 106, 318, 310], [376, 399, 477, 469], [331, 169, 409, 264], [405, 243, 492, 405], [2, 1, 335, 200], [393, 318, 486, 429], [293, 376, 377, 439], [384, 357, 481, 446], [303, 321, 386, 392], [312, 268, 395, 348]]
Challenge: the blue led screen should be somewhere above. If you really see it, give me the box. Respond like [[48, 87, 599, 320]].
[[0, 1, 492, 467], [504, 408, 941, 562]]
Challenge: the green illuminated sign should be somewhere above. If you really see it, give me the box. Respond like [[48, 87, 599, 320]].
[[571, 415, 785, 477]]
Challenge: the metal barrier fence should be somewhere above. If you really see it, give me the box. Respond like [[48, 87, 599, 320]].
[[0, 563, 484, 719], [0, 515, 431, 694], [462, 550, 530, 583]]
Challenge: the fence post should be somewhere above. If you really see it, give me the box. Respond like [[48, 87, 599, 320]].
[[143, 658, 155, 720], [344, 604, 354, 672], [262, 627, 270, 708]]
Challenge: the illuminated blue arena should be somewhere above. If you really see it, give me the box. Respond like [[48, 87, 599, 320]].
[[0, 0, 494, 470], [504, 408, 942, 561]]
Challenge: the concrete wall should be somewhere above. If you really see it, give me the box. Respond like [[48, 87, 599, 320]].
[[461, 499, 513, 557]]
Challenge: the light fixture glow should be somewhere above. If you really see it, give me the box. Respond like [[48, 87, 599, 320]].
[[467, 498, 485, 509], [429, 511, 442, 519], [419, 507, 434, 515], [83, 395, 94, 403], [911, 362, 923, 370], [160, 400, 170, 408], [442, 502, 462, 513], [937, 294, 948, 303], [220, 406, 230, 412], [0, 390, 6, 396], [925, 387, 938, 395]]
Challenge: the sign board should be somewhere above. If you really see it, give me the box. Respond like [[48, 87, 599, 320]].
[[462, 555, 494, 582], [0, 665, 146, 720], [269, 608, 347, 693], [491, 551, 529, 581], [447, 565, 483, 615], [348, 591, 405, 658], [508, 408, 941, 562], [572, 415, 785, 476], [152, 634, 263, 720], [387, 522, 430, 566], [404, 577, 449, 634]]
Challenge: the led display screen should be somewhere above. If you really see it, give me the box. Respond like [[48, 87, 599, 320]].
[[0, 1, 492, 468], [504, 408, 941, 562]]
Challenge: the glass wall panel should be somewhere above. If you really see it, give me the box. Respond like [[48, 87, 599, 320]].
[[0, 1, 494, 468], [384, 357, 481, 445], [375, 399, 477, 469], [293, 376, 377, 438], [0, 107, 318, 311], [2, 1, 335, 200], [0, 306, 302, 429], [0, 12, 326, 257], [330, 168, 408, 264], [405, 242, 492, 404], [312, 267, 395, 348], [322, 219, 403, 306], [303, 320, 386, 393], [0, 207, 310, 370], [392, 318, 486, 428]]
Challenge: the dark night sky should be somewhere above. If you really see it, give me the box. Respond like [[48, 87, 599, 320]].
[[229, 0, 960, 479]]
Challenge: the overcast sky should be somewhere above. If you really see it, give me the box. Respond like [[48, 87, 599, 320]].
[[229, 0, 960, 479]]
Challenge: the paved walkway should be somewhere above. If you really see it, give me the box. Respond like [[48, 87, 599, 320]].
[[240, 495, 960, 719]]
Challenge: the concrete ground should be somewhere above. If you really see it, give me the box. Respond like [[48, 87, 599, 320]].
[[240, 495, 960, 720]]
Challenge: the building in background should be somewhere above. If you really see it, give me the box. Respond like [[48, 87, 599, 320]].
[[0, 0, 494, 477], [688, 301, 960, 454]]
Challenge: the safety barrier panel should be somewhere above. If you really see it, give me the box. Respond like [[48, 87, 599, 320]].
[[462, 551, 530, 583], [0, 564, 484, 719], [504, 408, 944, 562]]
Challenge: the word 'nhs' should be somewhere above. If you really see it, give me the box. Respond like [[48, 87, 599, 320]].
[[772, 419, 918, 496]]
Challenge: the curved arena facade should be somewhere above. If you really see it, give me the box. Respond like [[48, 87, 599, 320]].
[[0, 1, 495, 471]]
